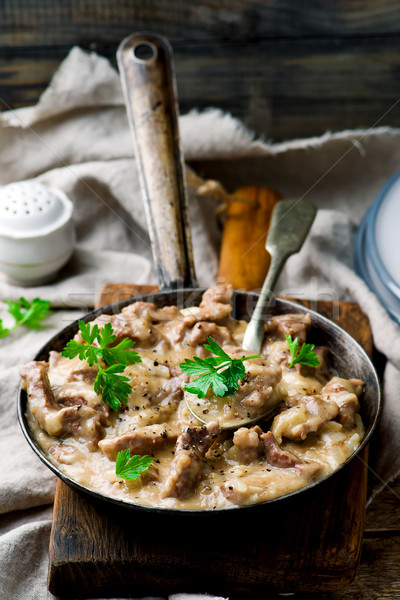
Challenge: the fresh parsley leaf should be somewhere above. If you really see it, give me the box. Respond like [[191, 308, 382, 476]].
[[14, 297, 51, 329], [295, 343, 321, 367], [96, 365, 132, 411], [97, 322, 116, 348], [115, 449, 153, 480], [5, 300, 24, 322], [180, 336, 260, 399], [181, 355, 229, 398], [0, 320, 10, 338], [79, 321, 100, 346], [0, 297, 51, 338], [62, 338, 92, 361], [223, 359, 246, 395], [62, 320, 142, 411], [284, 333, 320, 368], [180, 355, 217, 377], [85, 345, 101, 367], [62, 337, 101, 366], [184, 371, 228, 398], [102, 338, 141, 366], [203, 337, 231, 361]]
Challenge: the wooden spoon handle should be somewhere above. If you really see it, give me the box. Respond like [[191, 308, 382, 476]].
[[217, 186, 281, 291], [117, 32, 196, 289]]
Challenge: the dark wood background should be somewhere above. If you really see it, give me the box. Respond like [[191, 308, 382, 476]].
[[1, 1, 400, 140]]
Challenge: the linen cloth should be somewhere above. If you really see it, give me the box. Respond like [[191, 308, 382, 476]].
[[1, 47, 400, 600]]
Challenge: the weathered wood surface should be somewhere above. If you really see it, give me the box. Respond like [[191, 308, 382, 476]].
[[1, 1, 400, 139]]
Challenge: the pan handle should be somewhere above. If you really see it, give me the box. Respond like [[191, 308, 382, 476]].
[[117, 32, 197, 289]]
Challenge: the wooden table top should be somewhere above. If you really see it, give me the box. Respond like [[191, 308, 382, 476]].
[[287, 473, 400, 599]]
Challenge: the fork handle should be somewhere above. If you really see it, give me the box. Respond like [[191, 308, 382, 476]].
[[242, 251, 291, 353]]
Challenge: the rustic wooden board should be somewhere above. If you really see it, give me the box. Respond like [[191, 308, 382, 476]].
[[48, 186, 372, 598], [1, 2, 400, 139]]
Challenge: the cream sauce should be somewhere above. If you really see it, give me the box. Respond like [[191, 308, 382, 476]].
[[24, 295, 364, 510]]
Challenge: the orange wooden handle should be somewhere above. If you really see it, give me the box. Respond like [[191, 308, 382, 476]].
[[217, 186, 281, 291]]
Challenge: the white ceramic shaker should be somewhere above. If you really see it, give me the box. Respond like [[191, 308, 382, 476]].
[[0, 181, 75, 285]]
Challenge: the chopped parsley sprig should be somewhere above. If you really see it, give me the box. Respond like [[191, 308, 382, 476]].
[[62, 320, 142, 411], [0, 296, 51, 338], [115, 449, 153, 480], [180, 336, 260, 399], [284, 333, 320, 369]]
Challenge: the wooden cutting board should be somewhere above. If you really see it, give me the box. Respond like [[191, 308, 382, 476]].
[[48, 187, 371, 598]]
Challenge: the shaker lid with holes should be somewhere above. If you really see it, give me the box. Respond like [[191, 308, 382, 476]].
[[0, 181, 73, 238]]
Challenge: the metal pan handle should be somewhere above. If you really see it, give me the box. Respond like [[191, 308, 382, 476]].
[[117, 32, 197, 289]]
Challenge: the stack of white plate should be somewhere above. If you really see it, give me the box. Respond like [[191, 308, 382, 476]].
[[355, 171, 400, 325]]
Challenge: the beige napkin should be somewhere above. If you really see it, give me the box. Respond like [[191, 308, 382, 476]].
[[1, 47, 400, 600]]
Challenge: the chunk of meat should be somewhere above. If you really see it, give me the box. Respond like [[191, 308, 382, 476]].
[[49, 351, 98, 386], [122, 301, 180, 323], [124, 372, 185, 426], [161, 452, 203, 500], [220, 477, 254, 505], [48, 351, 63, 370], [231, 426, 264, 464], [167, 318, 196, 344], [73, 314, 134, 345], [167, 286, 234, 345], [56, 394, 87, 407], [76, 305, 167, 348], [150, 373, 186, 406], [261, 339, 290, 367], [348, 378, 364, 397], [265, 313, 312, 344], [46, 405, 105, 449], [21, 361, 105, 447], [47, 352, 110, 422], [271, 394, 339, 442], [55, 395, 110, 427], [261, 431, 304, 469], [47, 352, 102, 410], [221, 432, 321, 505], [68, 365, 98, 385], [20, 361, 59, 430], [99, 424, 177, 460], [198, 284, 233, 321], [242, 388, 275, 409], [230, 425, 308, 467], [300, 346, 330, 381], [161, 422, 220, 499], [121, 301, 157, 319], [321, 377, 364, 427], [265, 343, 330, 378], [122, 303, 181, 349], [50, 444, 80, 465], [233, 351, 282, 410], [140, 463, 161, 484], [188, 321, 234, 348]]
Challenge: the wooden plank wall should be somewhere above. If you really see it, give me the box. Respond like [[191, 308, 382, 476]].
[[1, 1, 400, 140]]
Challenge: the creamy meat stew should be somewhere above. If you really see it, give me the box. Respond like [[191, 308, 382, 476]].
[[21, 285, 364, 510]]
